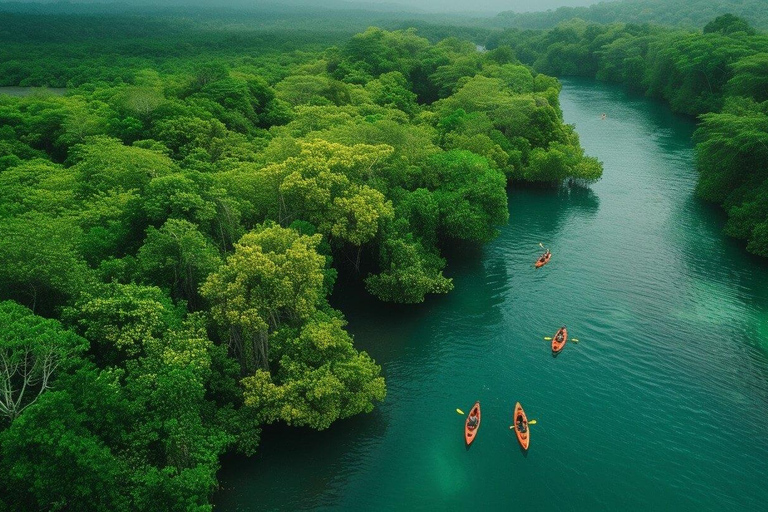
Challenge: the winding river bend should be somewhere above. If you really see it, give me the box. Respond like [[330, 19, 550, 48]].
[[216, 79, 768, 511]]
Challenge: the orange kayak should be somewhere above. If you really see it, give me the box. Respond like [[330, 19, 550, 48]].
[[552, 326, 568, 354], [534, 252, 551, 268], [464, 401, 481, 446], [513, 402, 529, 450]]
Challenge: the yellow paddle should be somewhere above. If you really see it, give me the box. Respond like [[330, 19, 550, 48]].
[[509, 420, 537, 429], [456, 408, 465, 415], [544, 337, 579, 343]]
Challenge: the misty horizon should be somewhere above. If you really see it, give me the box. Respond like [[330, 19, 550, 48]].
[[0, 0, 605, 15]]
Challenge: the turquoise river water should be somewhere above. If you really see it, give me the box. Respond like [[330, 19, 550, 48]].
[[215, 78, 768, 511]]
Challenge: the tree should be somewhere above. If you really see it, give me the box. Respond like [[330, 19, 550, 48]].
[[425, 150, 509, 243], [0, 389, 130, 511], [200, 224, 326, 373], [241, 310, 385, 429], [137, 219, 222, 304], [727, 53, 768, 102], [70, 136, 177, 197], [703, 14, 756, 36], [0, 213, 92, 313], [366, 224, 453, 303], [0, 301, 87, 422], [66, 282, 183, 365]]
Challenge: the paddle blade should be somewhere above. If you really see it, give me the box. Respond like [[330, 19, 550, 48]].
[[456, 409, 465, 415], [528, 420, 537, 425], [572, 339, 579, 343], [544, 337, 552, 340]]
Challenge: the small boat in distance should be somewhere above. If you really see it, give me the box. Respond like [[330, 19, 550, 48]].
[[535, 250, 551, 268]]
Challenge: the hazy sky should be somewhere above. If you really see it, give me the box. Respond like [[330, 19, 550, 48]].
[[350, 0, 601, 14], [2, 0, 604, 15]]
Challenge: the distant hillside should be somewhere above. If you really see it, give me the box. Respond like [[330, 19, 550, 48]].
[[0, 1, 475, 34], [493, 0, 768, 30]]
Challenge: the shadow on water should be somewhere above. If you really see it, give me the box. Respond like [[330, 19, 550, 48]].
[[215, 408, 389, 511], [509, 183, 601, 239]]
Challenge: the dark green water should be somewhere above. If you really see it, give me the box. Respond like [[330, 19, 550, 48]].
[[216, 79, 768, 511]]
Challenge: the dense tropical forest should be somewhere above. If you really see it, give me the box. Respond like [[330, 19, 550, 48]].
[[2, 0, 768, 509], [485, 14, 768, 256], [0, 8, 600, 510], [492, 0, 768, 31]]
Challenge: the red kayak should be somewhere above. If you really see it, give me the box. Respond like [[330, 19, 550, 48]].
[[513, 402, 529, 450], [534, 252, 551, 268], [464, 401, 481, 446], [552, 326, 568, 354]]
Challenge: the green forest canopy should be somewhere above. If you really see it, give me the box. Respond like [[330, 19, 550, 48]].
[[0, 15, 600, 511]]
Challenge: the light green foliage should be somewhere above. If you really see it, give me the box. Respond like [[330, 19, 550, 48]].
[[201, 224, 327, 372], [242, 311, 385, 429], [366, 71, 418, 114], [260, 140, 396, 246], [521, 142, 602, 183], [67, 282, 183, 364], [0, 159, 76, 217], [70, 136, 177, 196]]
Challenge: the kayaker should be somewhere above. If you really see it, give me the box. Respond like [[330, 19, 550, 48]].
[[555, 327, 565, 342], [468, 411, 479, 430], [517, 416, 527, 433]]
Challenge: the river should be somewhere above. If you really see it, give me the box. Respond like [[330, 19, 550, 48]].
[[215, 78, 768, 511]]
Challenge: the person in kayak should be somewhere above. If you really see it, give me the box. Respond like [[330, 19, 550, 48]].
[[468, 410, 479, 430], [516, 416, 527, 433], [555, 327, 565, 343]]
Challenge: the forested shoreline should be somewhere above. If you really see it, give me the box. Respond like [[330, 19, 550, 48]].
[[0, 15, 600, 510], [486, 14, 768, 256]]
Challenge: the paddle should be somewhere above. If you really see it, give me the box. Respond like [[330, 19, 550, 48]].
[[509, 420, 537, 429], [456, 408, 465, 415], [544, 337, 579, 343]]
